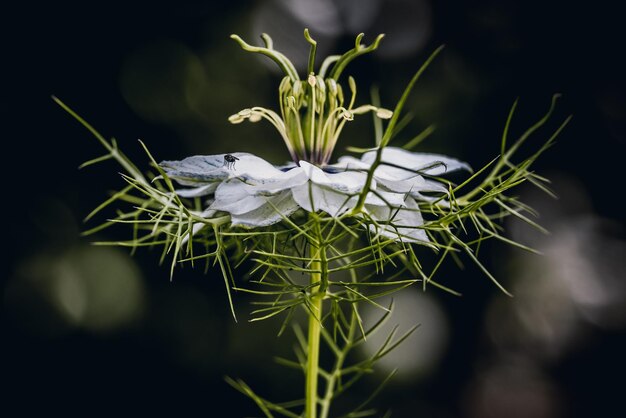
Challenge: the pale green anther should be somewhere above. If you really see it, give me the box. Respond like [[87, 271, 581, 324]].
[[292, 81, 303, 99], [279, 76, 292, 94], [307, 73, 317, 87], [287, 96, 297, 108], [315, 76, 325, 93], [337, 84, 344, 104], [316, 91, 326, 110], [238, 109, 252, 117], [376, 108, 393, 119], [228, 114, 245, 124], [350, 105, 394, 119], [315, 78, 326, 106], [348, 76, 357, 97], [326, 78, 337, 96], [351, 105, 371, 114]]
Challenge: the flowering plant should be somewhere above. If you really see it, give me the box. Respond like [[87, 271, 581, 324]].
[[56, 29, 568, 417]]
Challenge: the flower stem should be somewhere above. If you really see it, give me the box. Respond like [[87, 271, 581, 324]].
[[306, 221, 327, 418], [305, 270, 323, 418]]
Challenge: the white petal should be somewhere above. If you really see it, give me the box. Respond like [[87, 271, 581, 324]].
[[240, 166, 308, 195], [210, 180, 268, 215], [291, 182, 357, 217], [332, 155, 371, 171], [160, 152, 285, 185], [275, 162, 299, 171], [362, 147, 471, 176], [230, 190, 300, 227], [377, 172, 447, 193], [334, 153, 450, 198], [198, 208, 217, 218], [229, 154, 287, 180], [299, 161, 371, 193], [160, 154, 231, 183], [175, 183, 218, 198], [365, 197, 429, 243], [364, 190, 406, 207], [420, 178, 449, 192]]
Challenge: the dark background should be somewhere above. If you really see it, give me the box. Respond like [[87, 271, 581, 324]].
[[3, 1, 625, 417]]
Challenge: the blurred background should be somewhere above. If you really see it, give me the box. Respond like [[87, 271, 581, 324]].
[[2, 1, 625, 416]]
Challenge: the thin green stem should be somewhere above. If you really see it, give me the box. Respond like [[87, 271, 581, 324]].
[[305, 217, 327, 418], [306, 261, 323, 418], [319, 305, 357, 418]]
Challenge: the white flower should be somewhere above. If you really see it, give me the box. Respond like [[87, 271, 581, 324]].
[[160, 32, 472, 244], [160, 147, 470, 243]]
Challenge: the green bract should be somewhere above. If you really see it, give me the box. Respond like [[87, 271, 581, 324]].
[[58, 29, 569, 418]]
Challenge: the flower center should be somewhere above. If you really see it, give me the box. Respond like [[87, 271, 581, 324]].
[[228, 30, 393, 166], [278, 73, 356, 166]]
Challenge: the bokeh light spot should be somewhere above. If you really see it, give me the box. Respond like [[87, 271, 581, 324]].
[[120, 40, 209, 124], [5, 246, 146, 336], [361, 289, 449, 380]]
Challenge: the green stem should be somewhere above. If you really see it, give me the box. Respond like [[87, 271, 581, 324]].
[[319, 308, 356, 418], [306, 219, 327, 418], [305, 272, 323, 418]]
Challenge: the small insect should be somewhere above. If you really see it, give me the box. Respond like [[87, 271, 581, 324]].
[[223, 154, 240, 170]]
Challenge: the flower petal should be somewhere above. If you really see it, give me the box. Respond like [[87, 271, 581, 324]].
[[175, 183, 218, 198], [230, 190, 299, 227], [159, 154, 231, 184], [160, 152, 285, 186], [364, 190, 406, 207], [375, 172, 447, 193], [332, 155, 371, 171], [365, 197, 428, 243], [240, 166, 308, 195], [210, 180, 268, 215], [228, 154, 289, 180], [291, 182, 356, 217], [299, 161, 371, 193], [333, 153, 451, 200], [362, 147, 471, 176]]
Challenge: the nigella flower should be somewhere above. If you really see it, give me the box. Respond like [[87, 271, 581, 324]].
[[159, 31, 470, 243], [62, 24, 565, 418], [160, 147, 469, 243]]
